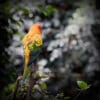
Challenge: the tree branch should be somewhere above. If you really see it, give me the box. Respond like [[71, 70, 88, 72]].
[[26, 63, 38, 100], [11, 75, 22, 100]]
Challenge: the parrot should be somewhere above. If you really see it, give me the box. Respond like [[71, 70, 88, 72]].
[[22, 23, 43, 78]]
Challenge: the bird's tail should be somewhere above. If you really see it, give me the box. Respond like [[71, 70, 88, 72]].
[[23, 54, 30, 78]]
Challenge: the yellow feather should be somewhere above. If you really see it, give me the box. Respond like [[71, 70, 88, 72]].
[[22, 24, 42, 77]]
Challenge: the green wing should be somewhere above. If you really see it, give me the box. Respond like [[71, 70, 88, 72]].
[[27, 41, 42, 66]]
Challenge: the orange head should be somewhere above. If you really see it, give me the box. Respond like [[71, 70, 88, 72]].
[[29, 23, 42, 34]]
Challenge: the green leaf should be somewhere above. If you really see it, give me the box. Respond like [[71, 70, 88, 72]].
[[34, 71, 40, 78], [38, 5, 58, 18], [56, 92, 64, 98], [77, 81, 90, 90], [16, 21, 22, 26], [38, 4, 43, 9], [40, 83, 47, 90], [32, 87, 35, 93], [20, 7, 30, 16], [4, 83, 16, 93]]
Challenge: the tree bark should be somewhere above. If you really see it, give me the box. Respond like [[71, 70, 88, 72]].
[[26, 63, 38, 100]]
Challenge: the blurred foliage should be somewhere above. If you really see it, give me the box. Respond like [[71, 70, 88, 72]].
[[0, 0, 100, 100], [0, 0, 17, 92], [40, 83, 47, 90], [56, 93, 70, 100], [4, 83, 16, 95], [38, 4, 58, 18]]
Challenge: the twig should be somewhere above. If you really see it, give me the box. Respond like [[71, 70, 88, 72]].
[[11, 75, 22, 100]]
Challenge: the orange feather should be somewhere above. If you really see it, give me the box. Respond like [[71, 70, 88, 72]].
[[22, 24, 43, 77]]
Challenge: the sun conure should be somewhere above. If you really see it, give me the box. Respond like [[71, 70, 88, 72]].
[[22, 23, 43, 78]]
